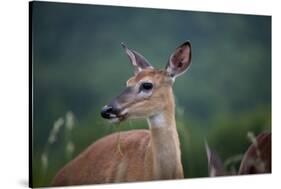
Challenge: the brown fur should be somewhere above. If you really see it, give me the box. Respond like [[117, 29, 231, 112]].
[[52, 69, 183, 186], [239, 132, 271, 174], [52, 70, 184, 186], [52, 41, 192, 186], [52, 130, 152, 186]]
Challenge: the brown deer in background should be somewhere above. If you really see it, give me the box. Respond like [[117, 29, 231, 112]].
[[52, 41, 192, 186], [205, 132, 271, 177]]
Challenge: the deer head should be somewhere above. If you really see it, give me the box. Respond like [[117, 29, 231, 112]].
[[101, 41, 192, 123]]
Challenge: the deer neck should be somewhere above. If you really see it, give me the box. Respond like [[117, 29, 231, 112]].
[[147, 90, 183, 179]]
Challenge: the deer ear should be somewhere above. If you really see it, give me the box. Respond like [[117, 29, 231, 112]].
[[166, 41, 192, 78], [205, 141, 225, 177], [121, 43, 153, 75]]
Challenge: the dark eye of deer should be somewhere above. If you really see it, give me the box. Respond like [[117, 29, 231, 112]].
[[141, 82, 153, 91]]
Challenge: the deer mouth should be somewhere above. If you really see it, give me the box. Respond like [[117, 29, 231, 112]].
[[101, 105, 128, 123], [108, 113, 128, 123]]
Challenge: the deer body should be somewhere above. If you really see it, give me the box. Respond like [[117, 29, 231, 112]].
[[52, 41, 192, 186]]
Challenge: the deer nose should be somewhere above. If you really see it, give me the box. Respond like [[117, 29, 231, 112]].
[[101, 105, 115, 119]]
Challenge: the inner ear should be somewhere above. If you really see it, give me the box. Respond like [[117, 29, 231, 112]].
[[171, 47, 190, 67], [122, 43, 153, 75], [166, 41, 192, 78]]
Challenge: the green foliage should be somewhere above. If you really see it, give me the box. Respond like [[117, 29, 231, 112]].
[[31, 1, 271, 187]]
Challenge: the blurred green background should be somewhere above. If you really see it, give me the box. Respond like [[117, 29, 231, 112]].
[[31, 1, 271, 187]]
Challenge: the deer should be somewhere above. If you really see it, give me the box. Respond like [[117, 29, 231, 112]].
[[52, 41, 192, 186], [205, 132, 271, 177]]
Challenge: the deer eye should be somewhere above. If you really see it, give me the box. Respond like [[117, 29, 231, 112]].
[[140, 82, 153, 91]]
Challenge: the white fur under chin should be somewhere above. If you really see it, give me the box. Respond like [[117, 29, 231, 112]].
[[148, 112, 167, 129]]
